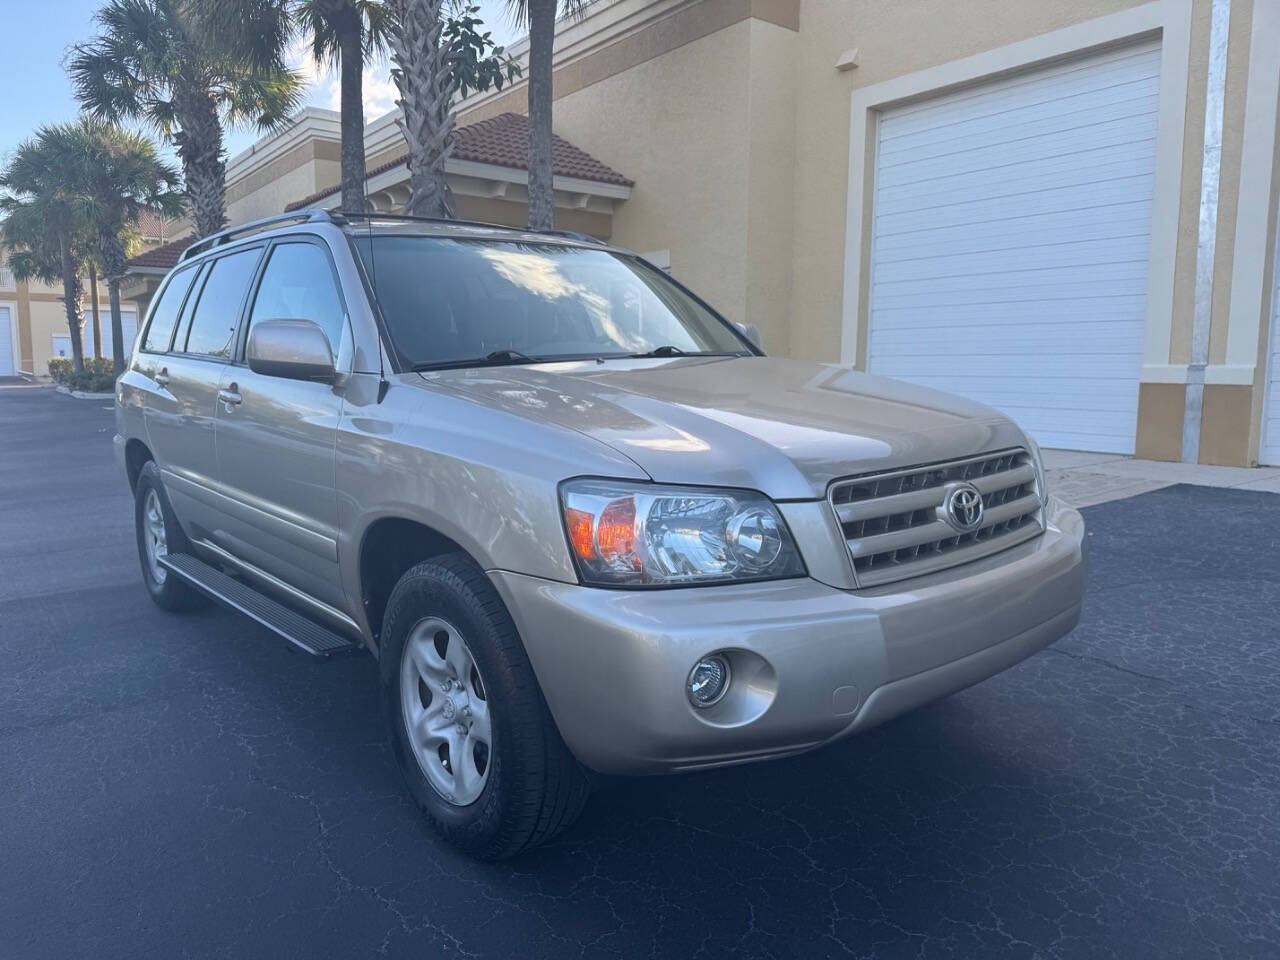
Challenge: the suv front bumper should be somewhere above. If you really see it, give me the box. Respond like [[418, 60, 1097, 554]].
[[491, 496, 1086, 776]]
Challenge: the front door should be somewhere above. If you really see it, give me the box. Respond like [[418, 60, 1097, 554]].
[[212, 238, 351, 610]]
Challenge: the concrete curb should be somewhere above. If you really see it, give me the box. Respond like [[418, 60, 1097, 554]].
[[55, 385, 116, 401]]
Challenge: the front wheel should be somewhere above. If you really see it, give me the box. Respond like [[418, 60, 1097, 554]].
[[381, 553, 590, 860], [134, 461, 206, 612]]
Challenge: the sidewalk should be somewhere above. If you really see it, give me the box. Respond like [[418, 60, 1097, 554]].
[[1044, 449, 1280, 507]]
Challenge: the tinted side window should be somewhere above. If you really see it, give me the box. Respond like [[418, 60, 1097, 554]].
[[141, 265, 197, 353], [248, 243, 345, 359], [171, 261, 209, 352], [182, 248, 261, 358]]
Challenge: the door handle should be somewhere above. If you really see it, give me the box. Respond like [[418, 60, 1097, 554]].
[[218, 385, 243, 407], [154, 368, 170, 389]]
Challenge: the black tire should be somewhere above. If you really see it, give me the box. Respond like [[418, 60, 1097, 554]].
[[381, 552, 590, 860], [134, 460, 207, 612]]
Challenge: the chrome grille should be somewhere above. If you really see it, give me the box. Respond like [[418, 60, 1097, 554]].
[[828, 449, 1044, 588]]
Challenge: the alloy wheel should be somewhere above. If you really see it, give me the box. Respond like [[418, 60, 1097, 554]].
[[400, 617, 493, 806]]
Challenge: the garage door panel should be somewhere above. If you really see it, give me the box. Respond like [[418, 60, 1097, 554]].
[[875, 148, 1155, 213], [875, 219, 1153, 266], [0, 306, 13, 377], [880, 44, 1160, 137], [871, 296, 1146, 328], [874, 204, 1152, 256], [872, 320, 1142, 350], [873, 278, 1147, 311], [879, 88, 1159, 164], [877, 116, 1158, 188], [876, 178, 1154, 235], [1263, 247, 1280, 463], [866, 41, 1157, 454], [873, 235, 1152, 285]]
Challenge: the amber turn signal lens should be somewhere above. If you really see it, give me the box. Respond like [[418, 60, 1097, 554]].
[[566, 507, 597, 562]]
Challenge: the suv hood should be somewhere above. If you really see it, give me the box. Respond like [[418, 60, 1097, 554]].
[[418, 356, 1028, 500]]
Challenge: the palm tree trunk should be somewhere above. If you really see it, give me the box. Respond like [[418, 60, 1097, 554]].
[[89, 262, 102, 359], [59, 235, 85, 374], [526, 0, 557, 231], [99, 232, 129, 376], [108, 279, 125, 376], [391, 0, 455, 218], [338, 11, 368, 214], [175, 91, 227, 238]]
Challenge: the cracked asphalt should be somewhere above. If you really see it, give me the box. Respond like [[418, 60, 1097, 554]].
[[2, 385, 1278, 959]]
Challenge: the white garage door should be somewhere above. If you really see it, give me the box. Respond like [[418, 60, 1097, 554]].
[[80, 309, 138, 361], [0, 305, 14, 376], [867, 41, 1161, 453], [1262, 240, 1280, 465]]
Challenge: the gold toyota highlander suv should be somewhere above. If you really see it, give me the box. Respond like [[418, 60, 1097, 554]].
[[115, 210, 1087, 860]]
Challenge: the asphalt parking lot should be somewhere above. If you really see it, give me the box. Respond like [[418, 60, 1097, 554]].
[[1, 384, 1277, 959]]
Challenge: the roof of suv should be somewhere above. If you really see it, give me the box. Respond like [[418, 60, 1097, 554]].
[[127, 210, 618, 273]]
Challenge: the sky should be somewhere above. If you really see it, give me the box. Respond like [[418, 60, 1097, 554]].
[[0, 0, 524, 166]]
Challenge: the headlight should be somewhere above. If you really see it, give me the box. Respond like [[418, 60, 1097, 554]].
[[560, 479, 806, 586], [1025, 435, 1048, 520]]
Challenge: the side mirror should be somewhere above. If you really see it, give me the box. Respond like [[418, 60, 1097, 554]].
[[247, 319, 336, 382], [734, 321, 764, 352]]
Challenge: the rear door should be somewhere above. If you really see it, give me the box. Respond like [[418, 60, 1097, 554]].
[[142, 247, 263, 541], [211, 238, 352, 610]]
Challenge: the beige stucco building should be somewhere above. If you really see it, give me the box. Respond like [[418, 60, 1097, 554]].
[[126, 0, 1280, 467]]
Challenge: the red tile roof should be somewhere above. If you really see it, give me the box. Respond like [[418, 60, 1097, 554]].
[[126, 235, 193, 271], [285, 112, 632, 211], [137, 209, 171, 240]]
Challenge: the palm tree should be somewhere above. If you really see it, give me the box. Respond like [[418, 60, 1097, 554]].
[[208, 0, 391, 214], [387, 1, 520, 217], [301, 1, 392, 213], [48, 118, 184, 375], [0, 130, 95, 373], [504, 0, 586, 230], [69, 0, 302, 238]]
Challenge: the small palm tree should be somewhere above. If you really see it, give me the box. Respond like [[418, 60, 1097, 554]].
[[69, 0, 303, 237], [503, 0, 586, 230], [49, 119, 184, 374], [0, 129, 95, 373], [387, 1, 520, 217]]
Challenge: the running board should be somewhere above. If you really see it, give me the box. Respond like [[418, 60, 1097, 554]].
[[160, 553, 363, 657]]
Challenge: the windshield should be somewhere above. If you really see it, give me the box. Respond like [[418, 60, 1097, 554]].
[[352, 236, 751, 369]]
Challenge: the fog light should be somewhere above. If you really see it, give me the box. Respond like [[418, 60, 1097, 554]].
[[687, 655, 730, 708]]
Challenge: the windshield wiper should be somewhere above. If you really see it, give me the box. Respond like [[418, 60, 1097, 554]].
[[412, 349, 545, 372], [626, 345, 749, 360]]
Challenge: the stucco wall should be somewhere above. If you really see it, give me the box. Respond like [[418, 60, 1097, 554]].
[[227, 153, 340, 226], [542, 19, 759, 342]]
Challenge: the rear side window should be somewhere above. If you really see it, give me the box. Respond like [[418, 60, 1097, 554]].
[[182, 248, 261, 358], [141, 265, 197, 353], [248, 243, 345, 359]]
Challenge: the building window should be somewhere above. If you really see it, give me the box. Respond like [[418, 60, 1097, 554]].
[[0, 266, 15, 292]]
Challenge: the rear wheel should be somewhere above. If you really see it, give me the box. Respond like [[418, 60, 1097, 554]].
[[381, 553, 590, 859], [134, 461, 206, 612]]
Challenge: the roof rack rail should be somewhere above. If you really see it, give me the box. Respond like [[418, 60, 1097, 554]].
[[538, 229, 605, 245], [179, 209, 336, 262], [334, 211, 510, 232], [336, 212, 606, 245]]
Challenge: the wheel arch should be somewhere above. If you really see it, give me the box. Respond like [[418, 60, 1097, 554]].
[[357, 515, 473, 647], [124, 438, 154, 492]]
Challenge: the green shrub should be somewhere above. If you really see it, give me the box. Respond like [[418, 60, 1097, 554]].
[[66, 369, 117, 393], [49, 355, 117, 389], [47, 357, 74, 384]]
